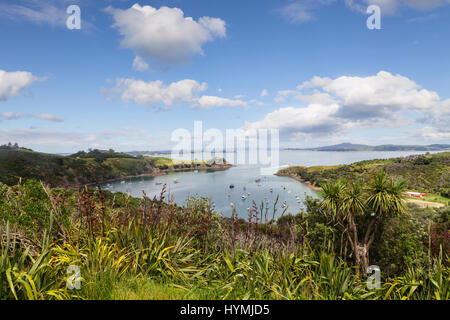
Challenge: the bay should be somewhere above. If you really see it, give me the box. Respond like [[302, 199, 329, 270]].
[[102, 150, 438, 219]]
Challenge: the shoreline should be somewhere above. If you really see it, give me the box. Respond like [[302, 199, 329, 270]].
[[66, 163, 233, 189], [275, 172, 322, 191]]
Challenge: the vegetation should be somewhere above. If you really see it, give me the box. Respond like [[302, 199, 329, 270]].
[[277, 152, 450, 203], [0, 171, 448, 300], [0, 145, 230, 188]]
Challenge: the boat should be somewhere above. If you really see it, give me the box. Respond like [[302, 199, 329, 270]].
[[194, 170, 199, 173], [255, 178, 261, 183], [229, 184, 235, 189], [155, 182, 162, 185], [241, 195, 247, 200], [173, 179, 179, 184]]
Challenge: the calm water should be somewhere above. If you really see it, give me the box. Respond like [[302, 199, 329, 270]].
[[102, 151, 438, 219]]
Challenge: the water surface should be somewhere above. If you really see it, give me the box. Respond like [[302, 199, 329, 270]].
[[103, 150, 438, 218]]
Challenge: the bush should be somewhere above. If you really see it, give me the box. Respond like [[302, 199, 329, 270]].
[[370, 214, 429, 277]]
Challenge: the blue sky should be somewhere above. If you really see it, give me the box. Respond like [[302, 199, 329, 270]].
[[0, 0, 449, 153]]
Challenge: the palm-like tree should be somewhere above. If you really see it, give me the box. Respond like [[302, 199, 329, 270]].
[[321, 170, 406, 276]]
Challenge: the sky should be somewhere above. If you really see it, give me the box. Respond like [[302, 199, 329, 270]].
[[0, 0, 449, 153]]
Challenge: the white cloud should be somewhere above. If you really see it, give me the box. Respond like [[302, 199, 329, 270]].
[[0, 69, 41, 101], [279, 71, 443, 118], [305, 71, 439, 111], [104, 78, 247, 109], [132, 56, 151, 71], [243, 104, 341, 135], [276, 0, 336, 23], [251, 71, 449, 141], [0, 112, 63, 122], [0, 0, 94, 30], [419, 126, 450, 141], [195, 96, 247, 109], [403, 0, 450, 11], [260, 89, 269, 98], [106, 4, 226, 66], [0, 1, 66, 26], [249, 99, 265, 106], [345, 0, 450, 15]]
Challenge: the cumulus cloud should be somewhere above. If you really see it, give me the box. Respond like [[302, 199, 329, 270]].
[[243, 104, 342, 136], [0, 112, 63, 122], [0, 69, 42, 101], [103, 78, 247, 109], [251, 71, 449, 141], [106, 4, 226, 66], [260, 89, 269, 98]]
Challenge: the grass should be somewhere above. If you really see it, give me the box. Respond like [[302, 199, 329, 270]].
[[0, 179, 448, 300], [108, 277, 210, 300]]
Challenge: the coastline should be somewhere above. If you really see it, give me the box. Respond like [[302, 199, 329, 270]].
[[68, 163, 233, 188], [275, 171, 322, 192]]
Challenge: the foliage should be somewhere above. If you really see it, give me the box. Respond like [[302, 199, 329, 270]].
[[278, 152, 450, 201], [0, 148, 229, 188], [0, 179, 448, 300]]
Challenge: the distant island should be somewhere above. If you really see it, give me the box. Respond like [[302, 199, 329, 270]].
[[284, 143, 450, 152]]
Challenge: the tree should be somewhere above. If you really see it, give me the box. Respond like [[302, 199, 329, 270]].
[[321, 170, 407, 275]]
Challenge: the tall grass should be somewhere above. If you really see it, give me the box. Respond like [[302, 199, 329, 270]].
[[0, 180, 448, 300]]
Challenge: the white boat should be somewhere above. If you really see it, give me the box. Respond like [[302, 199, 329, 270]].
[[173, 179, 179, 184]]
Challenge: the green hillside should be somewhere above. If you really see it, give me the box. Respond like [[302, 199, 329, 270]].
[[0, 147, 229, 187], [277, 152, 450, 200]]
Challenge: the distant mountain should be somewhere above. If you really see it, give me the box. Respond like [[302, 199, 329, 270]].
[[285, 143, 450, 152]]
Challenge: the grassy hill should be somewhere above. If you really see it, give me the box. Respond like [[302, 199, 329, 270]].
[[0, 147, 229, 187], [277, 152, 450, 201]]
